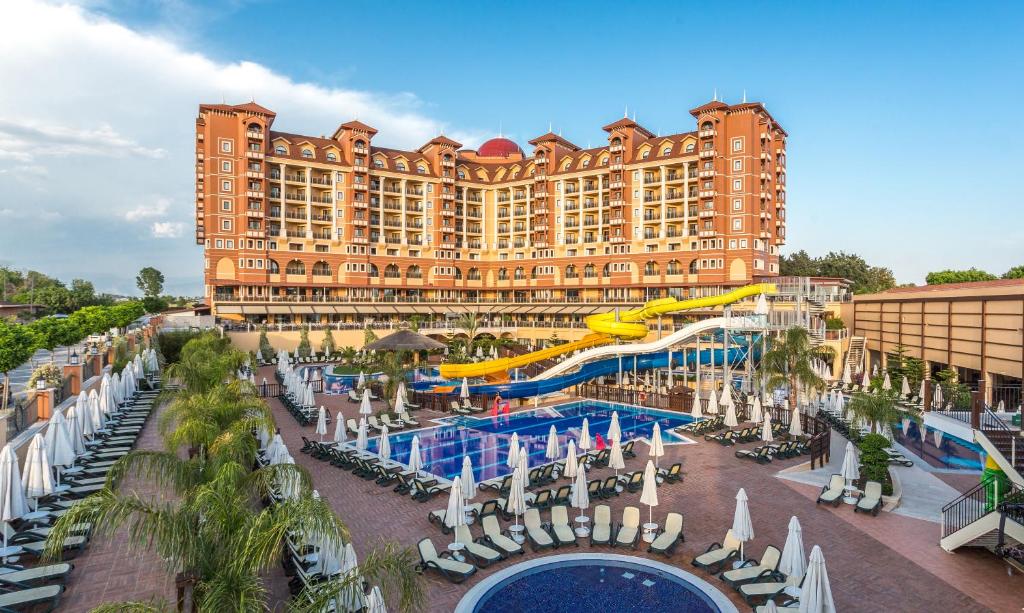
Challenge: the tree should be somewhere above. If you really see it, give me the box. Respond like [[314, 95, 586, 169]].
[[363, 326, 378, 347], [258, 325, 274, 358], [1002, 265, 1024, 280], [847, 390, 917, 434], [136, 267, 165, 298], [142, 295, 168, 313], [884, 345, 925, 392], [321, 327, 336, 356], [0, 319, 37, 411], [456, 311, 482, 350], [68, 279, 98, 310], [758, 326, 834, 410], [925, 268, 997, 285], [779, 250, 896, 294], [407, 314, 424, 333], [779, 250, 818, 277], [28, 317, 70, 360], [296, 326, 312, 358]]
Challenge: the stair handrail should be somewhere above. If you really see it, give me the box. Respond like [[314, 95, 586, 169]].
[[942, 475, 997, 538]]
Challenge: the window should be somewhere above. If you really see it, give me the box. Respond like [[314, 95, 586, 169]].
[[221, 200, 231, 211], [733, 199, 742, 211], [275, 145, 285, 155], [663, 147, 672, 156], [326, 152, 337, 162], [417, 165, 426, 174], [729, 239, 737, 249], [582, 159, 590, 168], [222, 219, 231, 230], [732, 179, 742, 191], [396, 162, 406, 171], [285, 260, 305, 275], [733, 159, 742, 171], [220, 140, 232, 153], [641, 150, 649, 159], [222, 180, 231, 191], [302, 149, 313, 159], [215, 239, 223, 248], [732, 138, 743, 152], [374, 159, 385, 168], [457, 170, 465, 179], [732, 218, 742, 231], [701, 121, 713, 131], [685, 143, 695, 152], [221, 161, 231, 172]]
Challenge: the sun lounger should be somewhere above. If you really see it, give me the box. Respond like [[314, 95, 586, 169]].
[[614, 506, 640, 549], [720, 545, 782, 588], [347, 419, 361, 436], [415, 538, 476, 584], [657, 463, 683, 484], [648, 512, 683, 555], [691, 530, 741, 574], [706, 430, 737, 446], [816, 474, 845, 507], [590, 504, 612, 545], [366, 416, 385, 433], [587, 479, 603, 500], [530, 489, 553, 510], [738, 573, 801, 606], [0, 562, 73, 587], [621, 471, 644, 493], [412, 479, 448, 502], [480, 515, 524, 557], [397, 410, 420, 427], [546, 506, 578, 547], [347, 390, 361, 403], [479, 475, 513, 496], [524, 508, 555, 551], [0, 584, 64, 611], [855, 481, 883, 515], [621, 439, 637, 458], [552, 485, 572, 506], [454, 524, 502, 567], [448, 401, 471, 416], [735, 446, 773, 464]]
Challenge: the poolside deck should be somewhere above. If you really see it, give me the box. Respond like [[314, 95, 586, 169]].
[[264, 365, 1022, 612]]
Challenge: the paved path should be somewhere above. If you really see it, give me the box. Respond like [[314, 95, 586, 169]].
[[262, 365, 1015, 612]]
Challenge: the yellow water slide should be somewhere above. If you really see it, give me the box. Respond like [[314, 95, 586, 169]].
[[438, 282, 776, 379]]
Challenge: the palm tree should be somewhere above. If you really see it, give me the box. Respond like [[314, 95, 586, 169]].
[[158, 382, 273, 463], [455, 311, 482, 352], [847, 389, 919, 434], [758, 326, 835, 410]]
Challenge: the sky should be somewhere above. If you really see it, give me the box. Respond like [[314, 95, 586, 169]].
[[1, 0, 1021, 296]]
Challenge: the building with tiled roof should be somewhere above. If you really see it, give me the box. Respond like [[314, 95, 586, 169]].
[[194, 99, 788, 323]]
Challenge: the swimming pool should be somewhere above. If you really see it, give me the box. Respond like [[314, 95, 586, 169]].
[[455, 554, 737, 613], [894, 422, 985, 471], [364, 401, 696, 482]]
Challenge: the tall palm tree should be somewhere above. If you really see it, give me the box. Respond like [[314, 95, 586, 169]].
[[158, 382, 273, 463], [847, 389, 918, 434], [455, 311, 482, 351], [758, 326, 835, 409]]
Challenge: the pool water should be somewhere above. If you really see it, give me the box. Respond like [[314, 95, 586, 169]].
[[894, 422, 985, 471], [364, 401, 695, 482], [470, 558, 723, 613]]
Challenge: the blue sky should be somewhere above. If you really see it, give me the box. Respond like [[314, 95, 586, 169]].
[[1, 0, 1021, 294]]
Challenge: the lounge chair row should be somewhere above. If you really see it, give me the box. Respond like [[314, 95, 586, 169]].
[[816, 474, 883, 515], [692, 531, 807, 607], [676, 416, 725, 436]]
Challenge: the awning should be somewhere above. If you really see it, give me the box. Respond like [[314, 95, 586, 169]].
[[217, 305, 242, 314], [291, 306, 315, 314], [267, 306, 291, 314], [334, 306, 359, 314], [241, 306, 268, 314], [374, 306, 397, 314]]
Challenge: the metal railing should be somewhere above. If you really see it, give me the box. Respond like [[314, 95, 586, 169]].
[[942, 476, 1000, 539]]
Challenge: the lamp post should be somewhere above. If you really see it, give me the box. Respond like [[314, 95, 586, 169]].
[[69, 351, 79, 366]]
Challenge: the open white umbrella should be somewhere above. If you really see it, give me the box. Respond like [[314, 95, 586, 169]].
[[508, 464, 528, 537], [44, 411, 75, 485], [378, 425, 391, 461], [750, 396, 763, 424], [579, 419, 592, 452], [607, 411, 621, 442], [0, 444, 29, 556], [461, 456, 476, 505], [506, 433, 520, 469], [724, 398, 739, 428], [789, 407, 803, 437], [22, 434, 53, 510], [545, 426, 559, 460], [649, 423, 665, 468], [798, 545, 836, 613], [360, 389, 373, 416], [365, 585, 387, 613], [571, 463, 590, 536], [333, 412, 347, 444], [731, 488, 754, 563], [707, 390, 719, 415], [639, 460, 659, 526], [839, 441, 859, 503], [779, 516, 806, 584], [761, 413, 774, 443], [315, 406, 328, 441], [609, 437, 626, 478], [356, 419, 369, 451], [408, 435, 423, 477], [564, 440, 579, 480]]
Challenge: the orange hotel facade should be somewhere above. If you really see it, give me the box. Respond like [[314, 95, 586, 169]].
[[195, 99, 788, 323]]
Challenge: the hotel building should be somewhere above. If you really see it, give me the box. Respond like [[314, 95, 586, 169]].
[[195, 99, 788, 324]]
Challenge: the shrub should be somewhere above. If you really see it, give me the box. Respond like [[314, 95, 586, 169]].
[[321, 328, 336, 356], [296, 326, 312, 358], [825, 316, 845, 330], [858, 433, 893, 495], [257, 325, 274, 359], [27, 363, 63, 389], [157, 330, 202, 365]]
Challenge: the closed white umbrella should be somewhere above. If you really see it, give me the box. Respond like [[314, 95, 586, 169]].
[[460, 456, 476, 504], [872, 363, 879, 377], [333, 412, 347, 444], [761, 413, 774, 443], [649, 423, 665, 468], [64, 401, 87, 456], [609, 436, 626, 478], [564, 440, 579, 480], [445, 477, 467, 553], [360, 389, 373, 416], [839, 441, 859, 503], [724, 398, 739, 428], [933, 384, 944, 408], [750, 396, 763, 424], [900, 376, 911, 397], [99, 375, 115, 416], [571, 463, 590, 536], [408, 435, 423, 477], [545, 426, 559, 461], [87, 389, 104, 433], [306, 383, 315, 408], [460, 378, 471, 399], [339, 543, 362, 612], [841, 365, 851, 386], [607, 411, 621, 442], [508, 464, 528, 537], [476, 346, 484, 359], [315, 406, 328, 441], [0, 444, 29, 555], [506, 433, 520, 469], [111, 372, 123, 406], [882, 372, 892, 391], [721, 386, 733, 411], [862, 370, 871, 387], [378, 425, 391, 461], [44, 411, 75, 485], [798, 545, 836, 613], [692, 393, 703, 419], [394, 391, 405, 415], [919, 379, 926, 401], [265, 434, 284, 464], [779, 516, 806, 584], [256, 348, 264, 364], [707, 390, 719, 415], [357, 371, 366, 389], [397, 381, 408, 405], [789, 406, 803, 437], [578, 419, 592, 452], [22, 434, 53, 510], [933, 429, 944, 448], [518, 447, 529, 476], [356, 419, 368, 451], [639, 460, 659, 526], [731, 488, 754, 563], [365, 585, 387, 613]]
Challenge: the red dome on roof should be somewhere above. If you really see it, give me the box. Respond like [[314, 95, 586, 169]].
[[477, 137, 522, 158]]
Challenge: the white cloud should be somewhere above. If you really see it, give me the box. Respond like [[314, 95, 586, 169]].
[[0, 1, 482, 293], [151, 221, 184, 238]]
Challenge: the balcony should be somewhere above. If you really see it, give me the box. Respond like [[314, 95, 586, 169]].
[[246, 209, 264, 218], [760, 191, 772, 200], [246, 171, 265, 179], [196, 152, 204, 160], [699, 210, 715, 218], [246, 151, 264, 160], [760, 172, 772, 181], [609, 144, 624, 153], [610, 163, 623, 171], [353, 165, 368, 173], [699, 149, 716, 159], [699, 170, 715, 178], [698, 230, 717, 238], [535, 156, 547, 164], [609, 199, 624, 206], [699, 129, 716, 138], [698, 190, 715, 198], [441, 157, 455, 167], [246, 190, 265, 199], [441, 192, 455, 200], [353, 146, 368, 155], [246, 131, 264, 140], [609, 181, 624, 189]]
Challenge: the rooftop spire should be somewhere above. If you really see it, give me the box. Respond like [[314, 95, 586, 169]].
[[742, 89, 747, 103], [713, 88, 718, 102]]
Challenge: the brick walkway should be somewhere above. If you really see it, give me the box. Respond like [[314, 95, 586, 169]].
[[263, 365, 1017, 613]]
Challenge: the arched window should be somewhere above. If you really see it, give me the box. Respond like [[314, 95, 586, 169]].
[[453, 267, 463, 280], [565, 264, 577, 279], [531, 266, 541, 279], [248, 122, 261, 132], [685, 143, 695, 152], [701, 121, 713, 131], [285, 260, 305, 275], [514, 267, 525, 280], [384, 264, 400, 278], [374, 158, 385, 168], [611, 137, 622, 145], [368, 263, 379, 278], [443, 154, 453, 164], [396, 162, 406, 171], [689, 259, 699, 274], [312, 261, 331, 276], [457, 170, 466, 179], [498, 268, 508, 281], [666, 260, 681, 275], [583, 264, 596, 278], [355, 139, 365, 149], [641, 150, 650, 159], [326, 152, 337, 162], [644, 261, 659, 276], [662, 147, 672, 156], [417, 165, 426, 174], [302, 149, 313, 159], [467, 267, 481, 280], [406, 265, 422, 279], [274, 145, 286, 155], [268, 259, 280, 273]]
